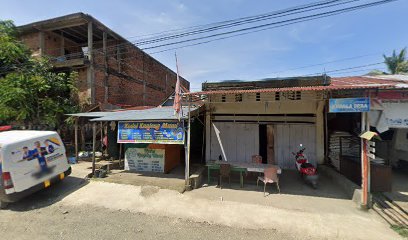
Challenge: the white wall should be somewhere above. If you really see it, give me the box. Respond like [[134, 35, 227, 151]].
[[274, 124, 317, 169], [210, 122, 259, 162], [205, 92, 326, 164]]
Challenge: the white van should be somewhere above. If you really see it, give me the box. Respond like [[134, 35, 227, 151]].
[[0, 130, 71, 208]]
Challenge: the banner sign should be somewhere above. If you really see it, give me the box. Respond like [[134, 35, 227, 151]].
[[125, 147, 165, 172], [370, 99, 408, 132], [118, 121, 184, 144], [329, 98, 370, 113]]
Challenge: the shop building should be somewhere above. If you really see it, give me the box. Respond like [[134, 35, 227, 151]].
[[184, 74, 408, 208], [17, 13, 189, 109]]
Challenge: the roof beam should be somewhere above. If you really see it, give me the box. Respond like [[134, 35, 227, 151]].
[[59, 29, 87, 43], [63, 26, 88, 42]]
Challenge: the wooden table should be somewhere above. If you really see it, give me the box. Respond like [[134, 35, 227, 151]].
[[206, 161, 281, 188]]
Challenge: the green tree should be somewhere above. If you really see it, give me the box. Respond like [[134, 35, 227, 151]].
[[366, 69, 387, 76], [383, 48, 407, 74], [396, 61, 408, 74], [0, 20, 79, 128]]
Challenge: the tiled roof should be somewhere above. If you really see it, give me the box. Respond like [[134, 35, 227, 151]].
[[184, 76, 408, 96]]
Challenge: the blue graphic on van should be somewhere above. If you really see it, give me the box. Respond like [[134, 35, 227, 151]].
[[18, 139, 61, 178]]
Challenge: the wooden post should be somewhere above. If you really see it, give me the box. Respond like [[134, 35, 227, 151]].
[[205, 106, 211, 163], [316, 101, 325, 164], [100, 122, 103, 152], [119, 143, 123, 168], [361, 112, 371, 208], [80, 125, 86, 151], [324, 99, 329, 163], [92, 122, 96, 176], [185, 97, 192, 188], [74, 117, 79, 161]]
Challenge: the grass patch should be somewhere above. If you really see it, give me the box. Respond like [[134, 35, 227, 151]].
[[391, 225, 408, 238]]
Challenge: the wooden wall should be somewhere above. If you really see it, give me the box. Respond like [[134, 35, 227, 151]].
[[209, 122, 259, 162]]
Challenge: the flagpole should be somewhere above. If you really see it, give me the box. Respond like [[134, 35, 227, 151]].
[[174, 52, 190, 189], [174, 52, 182, 121], [186, 96, 191, 189]]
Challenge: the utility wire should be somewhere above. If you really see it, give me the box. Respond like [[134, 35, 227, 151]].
[[134, 0, 355, 45], [127, 0, 347, 40], [141, 0, 397, 50], [301, 62, 384, 76], [0, 0, 397, 75]]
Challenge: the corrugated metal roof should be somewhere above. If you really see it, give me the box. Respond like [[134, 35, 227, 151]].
[[66, 112, 114, 118], [185, 76, 408, 96], [90, 106, 196, 122]]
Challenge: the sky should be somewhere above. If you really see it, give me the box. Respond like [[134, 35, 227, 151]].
[[1, 0, 407, 91]]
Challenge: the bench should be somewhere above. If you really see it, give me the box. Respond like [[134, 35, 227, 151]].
[[189, 166, 206, 189]]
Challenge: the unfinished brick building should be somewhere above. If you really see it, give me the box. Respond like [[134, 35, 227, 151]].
[[17, 13, 190, 110]]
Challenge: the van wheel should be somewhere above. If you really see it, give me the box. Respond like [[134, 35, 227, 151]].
[[0, 201, 8, 209]]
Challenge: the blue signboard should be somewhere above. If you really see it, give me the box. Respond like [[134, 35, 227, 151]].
[[117, 121, 185, 144], [329, 98, 370, 113]]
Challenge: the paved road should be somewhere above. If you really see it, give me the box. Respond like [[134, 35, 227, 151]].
[[0, 176, 293, 240], [0, 164, 401, 240]]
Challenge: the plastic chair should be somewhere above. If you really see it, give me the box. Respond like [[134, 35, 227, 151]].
[[257, 167, 280, 196], [252, 155, 262, 164], [219, 164, 231, 189]]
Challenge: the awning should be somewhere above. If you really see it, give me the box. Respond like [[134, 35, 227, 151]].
[[90, 106, 197, 122], [66, 112, 114, 118]]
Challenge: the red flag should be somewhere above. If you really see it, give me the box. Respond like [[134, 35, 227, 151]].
[[173, 53, 182, 120]]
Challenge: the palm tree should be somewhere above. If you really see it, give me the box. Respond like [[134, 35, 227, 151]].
[[383, 48, 407, 74]]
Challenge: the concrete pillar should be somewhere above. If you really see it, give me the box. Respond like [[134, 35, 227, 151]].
[[87, 22, 93, 61], [316, 100, 325, 164], [60, 32, 65, 56], [87, 22, 95, 104], [116, 45, 122, 73], [39, 31, 45, 56], [103, 32, 108, 104], [142, 53, 146, 105], [205, 104, 212, 162], [165, 74, 168, 95]]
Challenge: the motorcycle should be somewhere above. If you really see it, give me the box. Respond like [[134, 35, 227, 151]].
[[292, 144, 319, 189]]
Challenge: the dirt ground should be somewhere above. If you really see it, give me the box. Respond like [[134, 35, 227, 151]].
[[0, 162, 402, 240]]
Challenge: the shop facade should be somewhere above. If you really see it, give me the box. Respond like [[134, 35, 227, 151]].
[[184, 75, 408, 208], [89, 106, 199, 182], [203, 89, 325, 169]]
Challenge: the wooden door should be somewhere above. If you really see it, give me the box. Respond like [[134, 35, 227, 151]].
[[267, 125, 275, 164]]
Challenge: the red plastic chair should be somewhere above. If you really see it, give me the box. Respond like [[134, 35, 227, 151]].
[[257, 167, 280, 196]]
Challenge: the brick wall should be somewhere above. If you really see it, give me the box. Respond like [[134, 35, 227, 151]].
[[18, 24, 190, 108], [93, 42, 189, 107], [20, 32, 40, 56]]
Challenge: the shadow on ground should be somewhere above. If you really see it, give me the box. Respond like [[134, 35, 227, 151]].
[[96, 165, 186, 193], [206, 169, 349, 200], [6, 176, 89, 211]]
